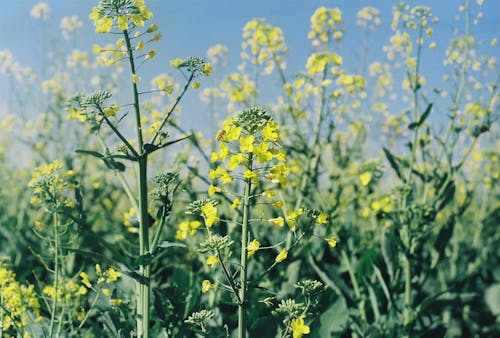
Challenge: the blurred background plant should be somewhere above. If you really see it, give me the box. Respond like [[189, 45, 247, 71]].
[[0, 0, 498, 337]]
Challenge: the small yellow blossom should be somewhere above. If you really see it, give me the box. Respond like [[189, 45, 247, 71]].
[[317, 212, 328, 224], [80, 272, 92, 288], [170, 58, 182, 68], [208, 184, 221, 196], [95, 17, 113, 33], [201, 202, 219, 227], [325, 236, 338, 248], [269, 216, 285, 227], [275, 249, 288, 263], [132, 74, 141, 84], [117, 16, 128, 30], [359, 171, 372, 186], [201, 280, 215, 293], [291, 316, 310, 338], [247, 239, 261, 257], [240, 135, 255, 153], [231, 198, 241, 209], [106, 268, 121, 283], [205, 255, 219, 268], [145, 49, 157, 60]]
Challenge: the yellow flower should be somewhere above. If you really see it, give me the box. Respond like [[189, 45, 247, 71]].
[[208, 184, 221, 196], [262, 121, 280, 142], [262, 190, 276, 198], [201, 280, 215, 293], [244, 170, 258, 181], [272, 200, 283, 209], [201, 202, 219, 227], [103, 103, 119, 117], [145, 49, 157, 60], [80, 272, 92, 288], [170, 58, 182, 68], [240, 135, 255, 153], [102, 288, 111, 296], [211, 143, 230, 163], [228, 153, 246, 170], [247, 239, 261, 257], [226, 125, 242, 141], [254, 142, 273, 163], [192, 82, 201, 89], [106, 268, 121, 283], [132, 74, 141, 84], [325, 236, 338, 248], [275, 249, 288, 263], [317, 212, 328, 224], [205, 255, 219, 268], [95, 16, 113, 33], [110, 298, 123, 306], [231, 198, 241, 209], [117, 16, 128, 30], [201, 63, 213, 76], [269, 216, 285, 227], [359, 171, 372, 186], [291, 316, 310, 338]]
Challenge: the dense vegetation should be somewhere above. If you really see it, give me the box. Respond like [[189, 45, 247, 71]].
[[0, 1, 498, 337]]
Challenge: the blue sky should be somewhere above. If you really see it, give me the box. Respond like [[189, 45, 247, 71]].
[[0, 0, 499, 131]]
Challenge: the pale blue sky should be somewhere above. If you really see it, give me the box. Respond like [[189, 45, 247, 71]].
[[0, 1, 499, 131]]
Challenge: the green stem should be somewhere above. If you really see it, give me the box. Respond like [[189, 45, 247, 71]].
[[124, 28, 150, 338], [341, 250, 366, 322], [48, 213, 59, 338], [138, 158, 150, 338], [238, 156, 253, 338], [123, 30, 144, 152]]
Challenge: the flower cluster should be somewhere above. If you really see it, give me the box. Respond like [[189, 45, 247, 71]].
[[210, 107, 287, 188], [308, 7, 344, 47], [0, 259, 42, 333], [89, 0, 153, 34], [28, 160, 77, 211], [241, 19, 289, 75], [79, 264, 122, 305], [90, 0, 161, 69]]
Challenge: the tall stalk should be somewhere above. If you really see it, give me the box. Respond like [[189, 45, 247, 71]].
[[238, 155, 253, 338], [48, 213, 59, 338], [123, 29, 150, 338]]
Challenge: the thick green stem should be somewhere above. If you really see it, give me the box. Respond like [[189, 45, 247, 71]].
[[238, 157, 253, 338], [124, 29, 150, 338], [138, 158, 150, 338]]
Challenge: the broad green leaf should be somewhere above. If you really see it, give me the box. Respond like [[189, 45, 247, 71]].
[[317, 297, 349, 336], [485, 284, 500, 315]]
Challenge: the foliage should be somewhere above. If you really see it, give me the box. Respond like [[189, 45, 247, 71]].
[[0, 0, 499, 337]]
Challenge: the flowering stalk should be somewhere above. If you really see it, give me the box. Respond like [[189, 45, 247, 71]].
[[238, 154, 252, 338]]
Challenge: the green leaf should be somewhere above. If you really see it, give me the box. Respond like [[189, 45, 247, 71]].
[[434, 218, 454, 258], [485, 284, 500, 315], [381, 228, 396, 282], [157, 241, 187, 249], [408, 103, 433, 130], [317, 297, 349, 336], [103, 159, 126, 172], [75, 149, 104, 158], [136, 253, 153, 267], [356, 247, 377, 278], [123, 270, 150, 286], [383, 147, 403, 180]]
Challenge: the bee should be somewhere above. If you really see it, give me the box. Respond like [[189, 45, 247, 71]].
[[216, 130, 226, 141]]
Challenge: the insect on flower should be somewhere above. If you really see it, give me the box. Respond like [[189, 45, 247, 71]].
[[216, 129, 226, 141]]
